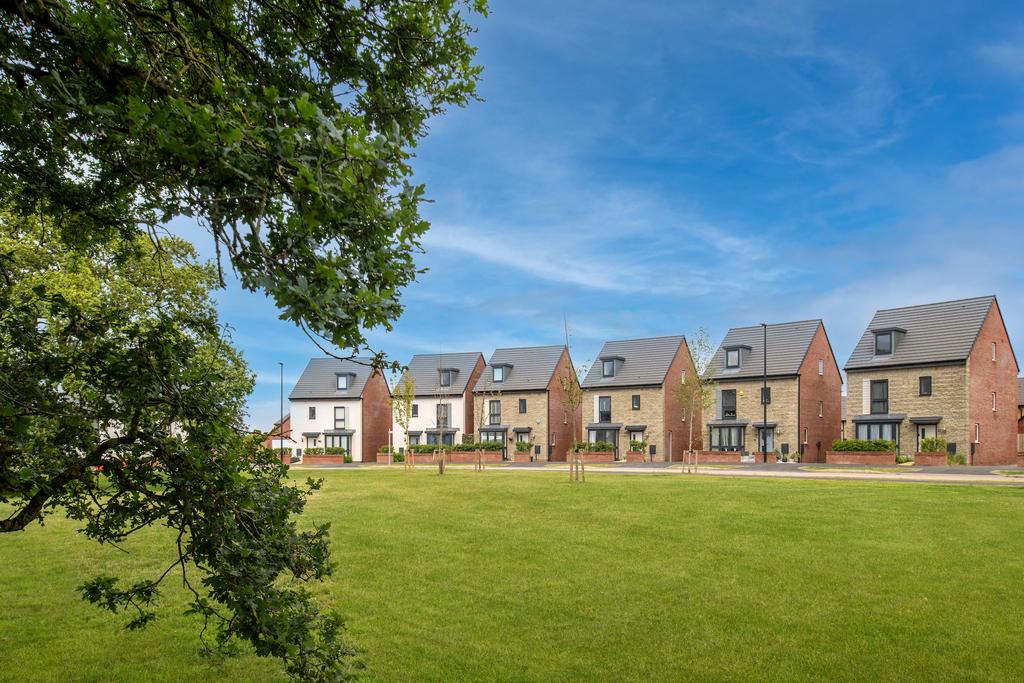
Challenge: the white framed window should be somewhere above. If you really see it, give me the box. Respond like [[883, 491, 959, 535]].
[[818, 359, 824, 376], [992, 392, 997, 411], [975, 423, 981, 443], [802, 428, 808, 444], [681, 369, 687, 384], [991, 342, 997, 361], [305, 435, 317, 449], [493, 366, 504, 382], [818, 401, 823, 418], [336, 374, 349, 390], [334, 406, 346, 429]]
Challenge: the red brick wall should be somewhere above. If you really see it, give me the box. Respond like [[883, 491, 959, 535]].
[[262, 414, 291, 450], [462, 354, 485, 439], [825, 451, 896, 465], [361, 369, 393, 463], [546, 348, 582, 461], [967, 301, 1020, 465], [798, 323, 843, 463], [662, 337, 702, 461]]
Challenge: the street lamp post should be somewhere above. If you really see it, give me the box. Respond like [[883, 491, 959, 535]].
[[279, 361, 284, 464], [761, 323, 768, 462]]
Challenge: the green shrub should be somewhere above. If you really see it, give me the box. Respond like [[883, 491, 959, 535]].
[[629, 440, 647, 452], [831, 439, 895, 452], [575, 440, 614, 453], [407, 443, 445, 454], [919, 437, 947, 453], [324, 447, 348, 456], [461, 433, 475, 445], [948, 452, 966, 466], [392, 451, 405, 462], [304, 447, 324, 455], [451, 442, 502, 452], [896, 452, 914, 464], [378, 445, 392, 453], [343, 453, 353, 463], [515, 441, 531, 453]]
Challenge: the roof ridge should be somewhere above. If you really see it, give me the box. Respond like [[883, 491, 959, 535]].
[[490, 344, 565, 353], [726, 319, 822, 332], [873, 295, 995, 314], [601, 334, 686, 344]]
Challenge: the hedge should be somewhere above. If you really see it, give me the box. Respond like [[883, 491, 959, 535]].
[[514, 441, 532, 452], [919, 437, 947, 453], [629, 440, 647, 452], [574, 440, 615, 453], [831, 439, 896, 452]]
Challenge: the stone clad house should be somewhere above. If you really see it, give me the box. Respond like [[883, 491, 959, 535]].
[[391, 352, 485, 450], [472, 345, 581, 461], [844, 296, 1019, 465], [580, 335, 701, 461], [289, 358, 392, 463], [708, 320, 842, 463]]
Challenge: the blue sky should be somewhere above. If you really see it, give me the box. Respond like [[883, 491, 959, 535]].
[[176, 0, 1024, 429]]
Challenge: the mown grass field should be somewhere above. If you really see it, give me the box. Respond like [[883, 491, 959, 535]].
[[2, 469, 1024, 681]]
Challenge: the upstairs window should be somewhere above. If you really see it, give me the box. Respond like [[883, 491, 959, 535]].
[[919, 376, 932, 396], [681, 369, 687, 384], [602, 360, 615, 377], [992, 342, 997, 361], [336, 374, 349, 390], [440, 370, 452, 387], [518, 398, 527, 414], [493, 366, 504, 382], [411, 404, 418, 418], [874, 332, 892, 355], [437, 403, 450, 427], [598, 396, 612, 423], [632, 394, 641, 410], [721, 390, 737, 419], [818, 359, 824, 376], [334, 407, 345, 429], [725, 349, 740, 368], [818, 400, 824, 417], [870, 380, 889, 414], [992, 392, 997, 411], [308, 406, 316, 420], [488, 400, 501, 425], [760, 387, 771, 405]]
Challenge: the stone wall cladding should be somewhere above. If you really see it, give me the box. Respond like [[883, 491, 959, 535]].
[[663, 338, 702, 459], [798, 324, 843, 463], [583, 386, 664, 458], [472, 389, 549, 456], [846, 364, 968, 461], [361, 370, 392, 463], [711, 377, 799, 455], [546, 349, 582, 461], [967, 302, 1020, 465]]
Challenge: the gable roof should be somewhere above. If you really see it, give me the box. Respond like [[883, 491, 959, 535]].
[[289, 357, 378, 400], [710, 320, 823, 380], [844, 296, 996, 371], [474, 345, 567, 392], [402, 352, 483, 396], [581, 335, 685, 388]]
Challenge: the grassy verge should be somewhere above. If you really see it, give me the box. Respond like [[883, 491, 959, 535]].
[[3, 470, 1024, 681]]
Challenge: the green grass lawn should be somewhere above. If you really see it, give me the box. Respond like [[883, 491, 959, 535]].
[[3, 470, 1024, 681]]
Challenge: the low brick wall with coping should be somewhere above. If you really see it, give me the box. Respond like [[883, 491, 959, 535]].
[[913, 452, 947, 466], [573, 451, 616, 463], [699, 450, 743, 463], [301, 455, 348, 466], [624, 451, 646, 463], [825, 450, 896, 466]]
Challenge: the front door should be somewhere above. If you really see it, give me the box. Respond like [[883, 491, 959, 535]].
[[917, 425, 937, 452], [756, 427, 775, 454]]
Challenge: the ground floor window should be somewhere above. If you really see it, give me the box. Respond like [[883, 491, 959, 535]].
[[324, 434, 351, 453], [710, 426, 744, 451], [856, 421, 900, 447], [480, 430, 504, 443], [408, 433, 420, 445], [755, 427, 774, 452], [427, 432, 455, 446]]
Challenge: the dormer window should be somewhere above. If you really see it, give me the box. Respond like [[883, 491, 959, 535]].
[[336, 374, 349, 390], [874, 332, 892, 355], [440, 369, 452, 387], [493, 366, 504, 382], [726, 349, 740, 368], [602, 360, 615, 377]]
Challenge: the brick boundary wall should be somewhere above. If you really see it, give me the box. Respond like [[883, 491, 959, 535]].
[[825, 451, 896, 465], [698, 450, 743, 463], [913, 452, 948, 466], [301, 455, 348, 466], [574, 451, 616, 463], [624, 451, 646, 462]]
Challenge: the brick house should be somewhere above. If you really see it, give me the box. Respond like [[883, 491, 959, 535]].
[[289, 358, 392, 463], [472, 345, 582, 461], [262, 413, 294, 452], [844, 296, 1019, 465], [391, 352, 485, 449], [1018, 377, 1024, 453], [579, 335, 701, 461], [708, 320, 842, 463]]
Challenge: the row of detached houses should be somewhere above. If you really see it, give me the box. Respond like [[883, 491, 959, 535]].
[[270, 295, 1023, 466]]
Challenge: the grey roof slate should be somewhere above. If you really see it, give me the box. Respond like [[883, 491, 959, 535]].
[[710, 320, 823, 380], [581, 336, 686, 389], [403, 352, 483, 396], [844, 296, 995, 371], [289, 357, 377, 400], [474, 345, 567, 392]]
